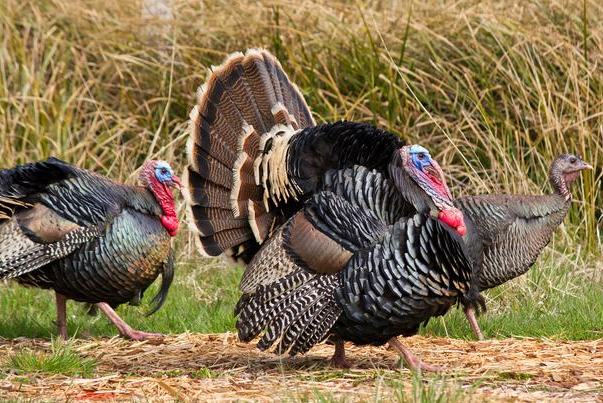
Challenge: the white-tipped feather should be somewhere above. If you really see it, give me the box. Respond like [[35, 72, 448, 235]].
[[238, 124, 256, 153], [196, 84, 207, 105], [180, 168, 196, 206], [230, 152, 248, 217], [184, 48, 315, 259], [253, 124, 301, 210], [247, 200, 263, 244], [186, 106, 201, 169]]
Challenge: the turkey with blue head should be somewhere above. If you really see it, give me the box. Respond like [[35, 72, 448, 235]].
[[0, 158, 181, 340], [183, 49, 479, 371]]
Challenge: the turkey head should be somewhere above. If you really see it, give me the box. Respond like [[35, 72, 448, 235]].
[[390, 145, 466, 235], [549, 154, 592, 201], [139, 160, 182, 236]]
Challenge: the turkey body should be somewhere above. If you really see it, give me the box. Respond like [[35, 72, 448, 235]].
[[236, 166, 474, 355], [456, 194, 569, 292], [0, 158, 175, 336], [185, 49, 475, 370], [452, 153, 591, 339], [15, 208, 172, 307]]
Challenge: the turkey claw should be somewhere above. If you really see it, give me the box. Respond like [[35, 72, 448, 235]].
[[121, 330, 165, 343]]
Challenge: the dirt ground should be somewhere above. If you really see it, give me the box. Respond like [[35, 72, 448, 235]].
[[1, 333, 602, 402]]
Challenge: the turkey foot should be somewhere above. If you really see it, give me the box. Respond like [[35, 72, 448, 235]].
[[55, 293, 68, 339], [329, 340, 351, 369], [464, 306, 484, 340], [388, 337, 442, 372], [96, 302, 163, 341]]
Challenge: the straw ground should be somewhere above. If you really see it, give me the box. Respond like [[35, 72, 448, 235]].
[[1, 333, 602, 402]]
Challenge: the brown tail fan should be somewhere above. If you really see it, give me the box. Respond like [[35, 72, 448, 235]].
[[185, 49, 315, 262]]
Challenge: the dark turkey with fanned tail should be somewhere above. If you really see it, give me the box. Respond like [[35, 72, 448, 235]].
[[184, 49, 475, 370], [0, 157, 181, 340], [235, 165, 480, 371], [455, 154, 592, 340], [183, 49, 466, 265]]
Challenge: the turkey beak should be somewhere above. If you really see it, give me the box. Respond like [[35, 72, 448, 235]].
[[582, 162, 593, 170], [170, 175, 183, 190]]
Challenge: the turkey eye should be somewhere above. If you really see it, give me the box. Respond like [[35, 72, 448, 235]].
[[418, 153, 424, 160], [161, 168, 168, 174], [569, 158, 577, 164]]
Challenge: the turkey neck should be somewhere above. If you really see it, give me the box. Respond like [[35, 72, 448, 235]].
[[550, 165, 576, 202], [388, 160, 436, 214], [151, 182, 178, 236]]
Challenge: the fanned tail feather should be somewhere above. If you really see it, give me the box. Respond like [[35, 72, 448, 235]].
[[185, 48, 315, 262]]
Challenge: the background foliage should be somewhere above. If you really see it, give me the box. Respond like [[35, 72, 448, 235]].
[[0, 0, 601, 340]]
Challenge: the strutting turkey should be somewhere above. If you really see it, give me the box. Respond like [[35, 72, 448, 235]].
[[0, 158, 181, 340], [456, 154, 593, 340], [235, 164, 480, 371], [184, 49, 478, 370]]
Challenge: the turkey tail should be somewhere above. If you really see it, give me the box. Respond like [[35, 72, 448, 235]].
[[146, 250, 174, 316], [185, 48, 315, 261], [0, 158, 77, 218], [0, 157, 77, 199]]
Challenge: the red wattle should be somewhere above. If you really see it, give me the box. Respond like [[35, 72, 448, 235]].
[[438, 209, 466, 236], [151, 180, 179, 237], [161, 215, 179, 236], [456, 224, 467, 236]]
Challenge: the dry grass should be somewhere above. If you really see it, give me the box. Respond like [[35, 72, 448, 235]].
[[1, 333, 602, 402], [0, 0, 601, 256]]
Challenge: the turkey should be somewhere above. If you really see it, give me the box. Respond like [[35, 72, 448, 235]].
[[0, 158, 181, 340], [183, 48, 466, 263], [456, 154, 593, 340], [184, 49, 477, 370], [234, 164, 480, 371]]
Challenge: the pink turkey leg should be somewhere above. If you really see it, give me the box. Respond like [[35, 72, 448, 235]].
[[96, 302, 163, 341], [330, 340, 351, 369], [464, 306, 484, 340], [388, 337, 442, 372], [55, 292, 68, 339]]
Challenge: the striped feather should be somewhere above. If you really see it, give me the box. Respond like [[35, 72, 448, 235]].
[[185, 49, 315, 262]]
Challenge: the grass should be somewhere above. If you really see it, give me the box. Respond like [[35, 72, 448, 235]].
[[4, 339, 96, 377], [1, 249, 601, 341], [0, 0, 600, 249], [0, 259, 242, 338], [0, 0, 600, 340]]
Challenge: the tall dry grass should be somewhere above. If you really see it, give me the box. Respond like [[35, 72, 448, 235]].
[[0, 0, 601, 257]]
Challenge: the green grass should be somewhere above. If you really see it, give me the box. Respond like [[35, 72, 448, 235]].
[[425, 250, 603, 340], [0, 259, 242, 338], [1, 249, 601, 341], [5, 339, 96, 377]]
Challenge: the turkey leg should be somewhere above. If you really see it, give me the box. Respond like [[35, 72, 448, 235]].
[[95, 302, 163, 341], [388, 337, 442, 372], [55, 292, 68, 339], [464, 306, 484, 340], [330, 339, 351, 369]]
